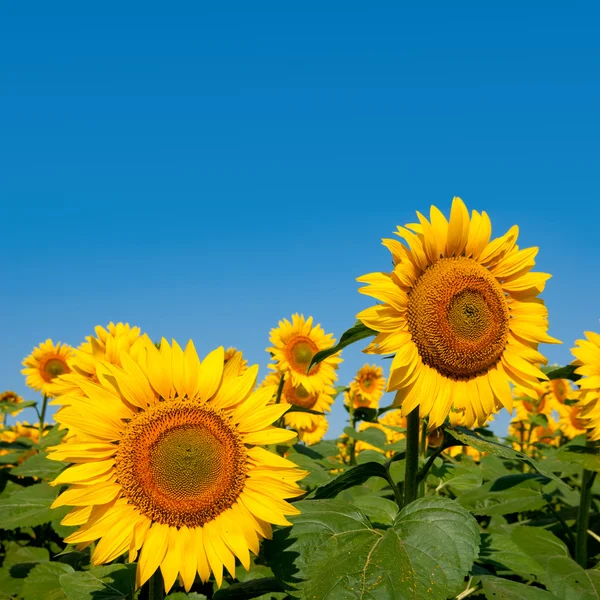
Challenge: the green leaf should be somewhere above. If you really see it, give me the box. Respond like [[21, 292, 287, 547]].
[[343, 426, 387, 449], [0, 483, 69, 530], [0, 400, 37, 414], [267, 496, 480, 599], [213, 578, 284, 600], [435, 463, 483, 493], [446, 426, 568, 488], [38, 425, 67, 450], [59, 564, 136, 600], [166, 593, 208, 600], [541, 365, 581, 382], [0, 568, 23, 599], [481, 576, 560, 599], [351, 496, 398, 526], [458, 474, 549, 516], [311, 462, 389, 499], [557, 446, 600, 473], [308, 322, 377, 371], [11, 451, 66, 479], [356, 450, 388, 465], [22, 562, 74, 600], [3, 544, 50, 578]]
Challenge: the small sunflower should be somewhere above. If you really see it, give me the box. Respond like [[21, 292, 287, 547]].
[[447, 445, 482, 461], [48, 335, 305, 592], [0, 422, 43, 466], [345, 364, 386, 409], [267, 314, 342, 393], [357, 197, 560, 428], [559, 404, 588, 440], [571, 331, 600, 440], [224, 347, 248, 375], [22, 340, 74, 396], [512, 383, 553, 422], [0, 391, 24, 415], [296, 415, 328, 446], [508, 416, 560, 449]]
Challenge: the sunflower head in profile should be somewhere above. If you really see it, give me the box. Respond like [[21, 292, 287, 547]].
[[295, 415, 328, 446], [345, 364, 386, 409], [22, 340, 74, 396], [559, 404, 588, 440], [267, 314, 342, 393], [48, 336, 306, 592], [224, 347, 248, 375], [0, 391, 24, 415], [357, 197, 560, 428], [571, 331, 600, 440]]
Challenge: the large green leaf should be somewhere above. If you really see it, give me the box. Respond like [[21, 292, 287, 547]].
[[22, 563, 74, 600], [458, 474, 549, 516], [557, 446, 600, 473], [351, 496, 399, 526], [267, 496, 479, 599], [541, 365, 581, 382], [343, 426, 388, 449], [59, 564, 136, 600], [11, 451, 66, 479], [434, 463, 483, 493], [480, 576, 559, 599], [3, 544, 49, 578], [38, 425, 67, 450], [311, 462, 389, 499], [447, 426, 568, 487], [0, 483, 69, 530], [308, 322, 377, 371]]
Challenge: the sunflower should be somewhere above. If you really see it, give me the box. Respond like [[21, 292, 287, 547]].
[[571, 331, 600, 440], [512, 383, 553, 422], [22, 340, 74, 396], [508, 416, 560, 450], [559, 405, 588, 440], [267, 314, 342, 393], [357, 197, 560, 428], [447, 445, 482, 461], [48, 335, 305, 592], [296, 415, 328, 446], [345, 364, 386, 409], [0, 422, 43, 466], [0, 391, 24, 416], [224, 347, 248, 375]]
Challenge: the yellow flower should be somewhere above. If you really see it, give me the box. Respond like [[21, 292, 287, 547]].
[[357, 197, 560, 428], [0, 422, 43, 466], [559, 405, 588, 440], [48, 335, 305, 592], [447, 445, 482, 461], [571, 331, 600, 440], [22, 340, 74, 396], [0, 391, 24, 416], [267, 314, 342, 393], [53, 323, 142, 397], [296, 415, 328, 446], [345, 364, 386, 409], [509, 416, 560, 449], [224, 347, 248, 375]]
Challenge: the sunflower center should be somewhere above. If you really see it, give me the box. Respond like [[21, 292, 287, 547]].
[[284, 382, 318, 409], [406, 257, 510, 380], [115, 400, 247, 528], [361, 378, 374, 392], [551, 379, 568, 403], [287, 338, 319, 372], [41, 357, 70, 382]]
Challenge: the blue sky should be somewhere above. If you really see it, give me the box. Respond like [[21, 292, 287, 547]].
[[1, 2, 599, 438]]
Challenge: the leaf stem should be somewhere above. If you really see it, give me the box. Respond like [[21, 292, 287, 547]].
[[38, 394, 48, 441], [403, 408, 420, 506], [148, 569, 164, 600], [575, 466, 597, 567]]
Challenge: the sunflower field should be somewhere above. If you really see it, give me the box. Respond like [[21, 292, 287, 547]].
[[1, 198, 599, 600]]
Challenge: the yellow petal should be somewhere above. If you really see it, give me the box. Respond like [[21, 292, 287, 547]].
[[159, 527, 181, 593], [243, 427, 297, 445], [183, 340, 201, 398], [51, 459, 114, 486], [445, 197, 470, 257], [136, 522, 170, 588], [197, 347, 225, 401]]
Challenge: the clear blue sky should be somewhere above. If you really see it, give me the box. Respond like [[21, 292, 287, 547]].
[[1, 2, 599, 439]]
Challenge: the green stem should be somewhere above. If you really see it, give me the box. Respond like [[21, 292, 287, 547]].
[[348, 393, 357, 466], [403, 408, 420, 506], [575, 467, 597, 567], [38, 395, 48, 441], [418, 420, 428, 497], [148, 569, 164, 600], [385, 458, 403, 507]]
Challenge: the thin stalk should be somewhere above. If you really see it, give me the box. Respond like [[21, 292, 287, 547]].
[[39, 395, 48, 441], [576, 467, 597, 567], [348, 393, 357, 466], [148, 569, 164, 600], [417, 437, 455, 484], [385, 458, 403, 507], [546, 502, 576, 550], [418, 420, 428, 497], [403, 408, 420, 506]]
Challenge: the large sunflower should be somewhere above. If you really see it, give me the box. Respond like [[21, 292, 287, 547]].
[[22, 340, 74, 396], [357, 197, 560, 428], [345, 364, 386, 409], [571, 331, 600, 440], [267, 314, 342, 393], [48, 336, 305, 592]]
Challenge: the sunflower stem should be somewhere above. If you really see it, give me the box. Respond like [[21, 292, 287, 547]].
[[147, 570, 164, 600], [348, 393, 357, 466], [403, 408, 420, 506], [38, 394, 48, 441], [418, 420, 427, 497], [576, 466, 596, 567]]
